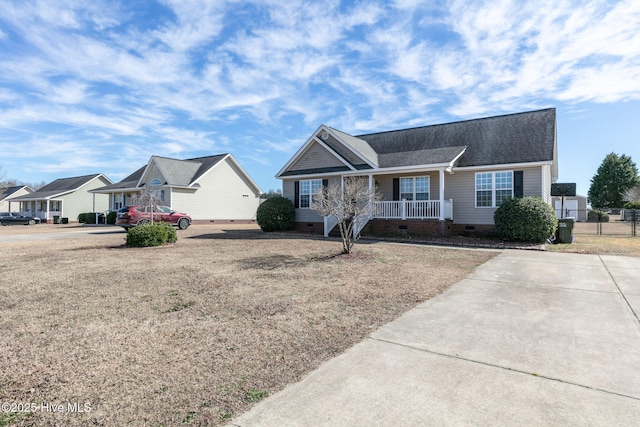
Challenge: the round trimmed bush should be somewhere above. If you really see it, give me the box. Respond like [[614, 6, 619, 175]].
[[256, 197, 295, 232], [126, 223, 178, 247], [494, 197, 558, 243], [623, 201, 640, 210]]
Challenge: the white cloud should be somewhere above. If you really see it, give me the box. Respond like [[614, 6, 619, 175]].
[[2, 0, 640, 185]]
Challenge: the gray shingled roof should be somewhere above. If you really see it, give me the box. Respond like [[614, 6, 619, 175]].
[[92, 154, 229, 191], [327, 127, 379, 166], [152, 156, 202, 186], [358, 108, 556, 168], [378, 146, 467, 168], [0, 185, 31, 200], [11, 174, 104, 200], [279, 108, 556, 178]]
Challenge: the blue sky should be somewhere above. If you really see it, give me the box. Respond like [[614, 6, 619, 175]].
[[1, 0, 639, 197]]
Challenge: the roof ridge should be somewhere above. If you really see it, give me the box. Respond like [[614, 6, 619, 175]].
[[355, 108, 555, 138]]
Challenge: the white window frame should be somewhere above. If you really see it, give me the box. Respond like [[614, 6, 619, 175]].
[[399, 176, 430, 201], [475, 171, 513, 208], [299, 179, 322, 209]]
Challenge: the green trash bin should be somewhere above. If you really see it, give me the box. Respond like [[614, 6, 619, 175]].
[[53, 215, 60, 224], [556, 218, 575, 244]]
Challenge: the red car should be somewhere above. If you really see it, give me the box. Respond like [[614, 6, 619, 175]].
[[116, 206, 191, 230]]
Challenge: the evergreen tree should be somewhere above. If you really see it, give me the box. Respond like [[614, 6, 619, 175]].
[[588, 153, 640, 209]]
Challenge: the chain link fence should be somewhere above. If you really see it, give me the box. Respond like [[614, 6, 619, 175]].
[[556, 209, 639, 237]]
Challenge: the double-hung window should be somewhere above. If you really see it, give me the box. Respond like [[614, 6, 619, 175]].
[[476, 171, 513, 207], [400, 176, 430, 201], [299, 179, 323, 208]]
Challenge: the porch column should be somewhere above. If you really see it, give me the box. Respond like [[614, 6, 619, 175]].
[[46, 200, 50, 221], [439, 168, 445, 221]]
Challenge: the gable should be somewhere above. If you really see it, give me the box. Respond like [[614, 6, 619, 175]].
[[284, 141, 351, 175]]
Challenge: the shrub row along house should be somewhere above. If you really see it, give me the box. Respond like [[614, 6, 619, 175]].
[[8, 153, 261, 224], [276, 108, 558, 237]]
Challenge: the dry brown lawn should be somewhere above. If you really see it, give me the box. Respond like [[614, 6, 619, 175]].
[[547, 233, 640, 257], [0, 224, 495, 426]]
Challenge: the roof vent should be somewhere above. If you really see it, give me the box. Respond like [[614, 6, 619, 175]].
[[321, 131, 329, 140]]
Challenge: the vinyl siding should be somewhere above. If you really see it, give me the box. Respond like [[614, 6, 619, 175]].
[[283, 176, 341, 222], [376, 172, 440, 201], [445, 166, 546, 225], [170, 158, 260, 220], [61, 176, 111, 220], [287, 142, 345, 172], [0, 187, 32, 212], [542, 164, 552, 204]]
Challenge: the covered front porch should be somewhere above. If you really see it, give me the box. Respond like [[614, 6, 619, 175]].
[[12, 199, 63, 221], [322, 169, 455, 237]]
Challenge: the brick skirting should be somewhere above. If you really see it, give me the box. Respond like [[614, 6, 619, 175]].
[[361, 219, 454, 238], [289, 219, 498, 238], [191, 219, 257, 225], [291, 222, 324, 234]]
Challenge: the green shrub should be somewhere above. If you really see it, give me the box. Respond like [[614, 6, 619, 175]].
[[106, 211, 117, 224], [494, 197, 558, 243], [587, 210, 609, 222], [126, 223, 178, 247], [623, 201, 640, 210], [256, 197, 295, 232], [79, 212, 101, 224]]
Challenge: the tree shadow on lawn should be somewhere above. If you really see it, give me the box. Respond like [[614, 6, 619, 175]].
[[236, 251, 377, 271], [188, 228, 380, 245], [188, 228, 315, 241]]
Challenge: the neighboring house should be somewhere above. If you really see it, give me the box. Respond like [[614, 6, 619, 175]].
[[276, 108, 558, 237], [552, 195, 588, 221], [10, 174, 113, 222], [0, 185, 33, 212], [91, 153, 261, 223]]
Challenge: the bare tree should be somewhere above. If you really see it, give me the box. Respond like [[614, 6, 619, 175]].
[[311, 176, 380, 254], [134, 190, 165, 224], [622, 185, 640, 203]]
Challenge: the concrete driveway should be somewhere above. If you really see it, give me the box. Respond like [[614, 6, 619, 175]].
[[229, 250, 640, 426]]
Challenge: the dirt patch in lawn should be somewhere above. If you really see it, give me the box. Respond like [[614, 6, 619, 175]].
[[0, 225, 495, 426]]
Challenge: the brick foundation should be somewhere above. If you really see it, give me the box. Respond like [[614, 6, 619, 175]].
[[361, 219, 454, 238], [289, 220, 498, 238], [450, 223, 498, 237], [291, 222, 324, 234], [192, 219, 257, 225]]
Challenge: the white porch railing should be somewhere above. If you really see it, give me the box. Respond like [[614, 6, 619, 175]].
[[372, 200, 453, 220]]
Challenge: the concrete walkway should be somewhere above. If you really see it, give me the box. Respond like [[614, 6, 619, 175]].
[[229, 250, 640, 426]]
